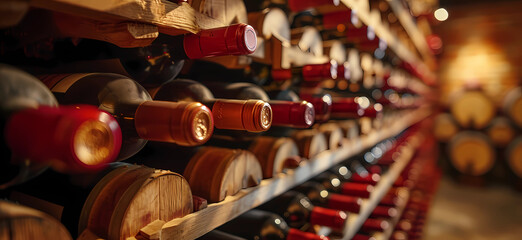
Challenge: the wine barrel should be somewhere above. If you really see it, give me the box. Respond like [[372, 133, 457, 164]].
[[449, 89, 495, 129], [433, 113, 459, 142], [78, 164, 193, 240], [502, 87, 522, 128], [183, 147, 263, 203], [317, 123, 345, 150], [291, 130, 328, 159], [447, 131, 495, 176], [248, 136, 300, 179], [506, 137, 522, 178], [0, 200, 72, 240], [486, 117, 516, 147]]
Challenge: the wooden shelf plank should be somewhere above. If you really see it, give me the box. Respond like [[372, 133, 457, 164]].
[[374, 188, 410, 240], [157, 108, 430, 239], [29, 0, 225, 35], [388, 0, 436, 69], [341, 136, 421, 239]]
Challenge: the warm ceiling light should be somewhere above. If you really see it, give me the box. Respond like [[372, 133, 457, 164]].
[[434, 8, 449, 22]]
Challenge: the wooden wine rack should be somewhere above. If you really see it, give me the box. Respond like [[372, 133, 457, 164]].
[[370, 187, 410, 240], [339, 0, 436, 85], [2, 0, 437, 239], [136, 107, 431, 240]]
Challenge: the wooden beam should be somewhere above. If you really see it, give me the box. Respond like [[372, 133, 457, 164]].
[[30, 0, 226, 35]]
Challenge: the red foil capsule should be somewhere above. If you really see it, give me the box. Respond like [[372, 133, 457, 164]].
[[287, 0, 340, 12], [371, 205, 398, 218], [183, 23, 257, 59], [309, 206, 347, 230], [361, 218, 390, 232], [271, 69, 293, 82], [341, 182, 374, 198], [300, 93, 332, 123], [327, 193, 362, 213], [351, 172, 381, 185], [287, 228, 330, 240], [5, 105, 122, 172], [331, 97, 362, 118], [337, 62, 350, 80], [358, 37, 388, 53], [352, 234, 376, 240], [302, 61, 338, 81], [360, 103, 383, 118], [269, 100, 315, 128], [346, 26, 371, 43]]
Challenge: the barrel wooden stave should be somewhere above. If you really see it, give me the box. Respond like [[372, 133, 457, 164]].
[[0, 200, 72, 240]]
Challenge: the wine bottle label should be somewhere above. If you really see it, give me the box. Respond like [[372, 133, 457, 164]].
[[40, 73, 96, 93]]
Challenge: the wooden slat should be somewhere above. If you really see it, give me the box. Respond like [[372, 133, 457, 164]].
[[29, 0, 225, 35], [341, 135, 422, 239], [340, 0, 436, 85], [388, 0, 436, 70], [374, 188, 410, 240], [156, 107, 430, 239]]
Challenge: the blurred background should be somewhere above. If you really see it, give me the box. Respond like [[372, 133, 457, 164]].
[[426, 0, 522, 239]]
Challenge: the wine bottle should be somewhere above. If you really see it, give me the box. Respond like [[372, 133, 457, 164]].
[[313, 171, 344, 193], [203, 81, 315, 128], [8, 13, 257, 87], [341, 182, 374, 198], [361, 218, 390, 232], [293, 181, 362, 213], [352, 234, 377, 240], [370, 205, 398, 219], [51, 39, 186, 88], [0, 65, 121, 188], [313, 171, 375, 198], [39, 73, 214, 160], [330, 96, 367, 119], [148, 78, 272, 132], [271, 60, 338, 84], [330, 160, 381, 186], [286, 0, 340, 13], [198, 230, 247, 240], [218, 209, 329, 240], [257, 190, 346, 230], [270, 89, 332, 123], [157, 23, 257, 60]]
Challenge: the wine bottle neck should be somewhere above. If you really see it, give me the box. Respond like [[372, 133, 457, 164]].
[[269, 100, 315, 128], [286, 228, 330, 240], [326, 193, 362, 213], [207, 99, 272, 132], [167, 24, 257, 60], [309, 206, 346, 229], [134, 101, 214, 146]]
